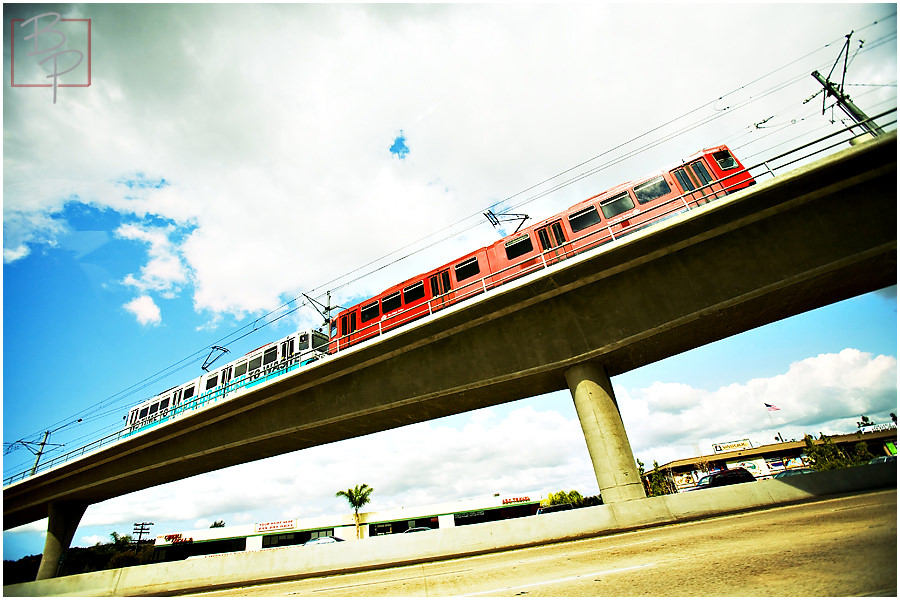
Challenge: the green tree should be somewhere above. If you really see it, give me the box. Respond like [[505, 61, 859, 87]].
[[804, 434, 847, 470], [210, 520, 226, 528], [802, 433, 872, 470], [637, 458, 649, 495], [852, 440, 875, 463], [546, 490, 580, 506], [336, 483, 374, 539], [638, 458, 675, 496], [109, 532, 132, 551], [5, 536, 157, 583], [647, 461, 674, 496], [107, 549, 140, 569], [543, 489, 595, 508]]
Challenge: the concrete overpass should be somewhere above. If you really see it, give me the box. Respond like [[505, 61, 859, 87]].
[[4, 132, 896, 578]]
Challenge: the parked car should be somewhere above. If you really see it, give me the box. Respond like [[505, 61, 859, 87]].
[[403, 527, 432, 533], [681, 474, 713, 492], [692, 468, 756, 489], [773, 467, 817, 478], [304, 536, 343, 545], [868, 455, 897, 464], [536, 503, 573, 514]]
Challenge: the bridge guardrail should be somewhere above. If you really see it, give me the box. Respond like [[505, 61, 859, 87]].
[[5, 111, 895, 488]]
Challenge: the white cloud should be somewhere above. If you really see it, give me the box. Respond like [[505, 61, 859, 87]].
[[71, 348, 895, 531], [621, 349, 898, 465], [123, 295, 162, 327], [2, 210, 67, 263], [4, 3, 896, 561], [4, 4, 894, 324], [80, 402, 595, 529], [79, 534, 105, 547], [116, 223, 189, 299]]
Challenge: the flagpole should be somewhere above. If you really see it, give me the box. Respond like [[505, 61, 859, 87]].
[[764, 403, 785, 443]]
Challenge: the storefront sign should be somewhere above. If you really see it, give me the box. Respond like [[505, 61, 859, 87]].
[[255, 519, 296, 533], [502, 496, 530, 504], [860, 423, 897, 433], [712, 439, 753, 453]]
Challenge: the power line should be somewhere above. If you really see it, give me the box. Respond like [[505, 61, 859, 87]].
[[7, 12, 897, 450]]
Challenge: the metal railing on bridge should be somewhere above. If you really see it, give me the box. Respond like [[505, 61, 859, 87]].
[[4, 109, 895, 488]]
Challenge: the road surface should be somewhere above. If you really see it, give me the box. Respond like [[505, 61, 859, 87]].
[[189, 489, 896, 597]]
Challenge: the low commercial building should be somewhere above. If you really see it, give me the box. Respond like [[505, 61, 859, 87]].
[[651, 426, 897, 492], [152, 493, 540, 562]]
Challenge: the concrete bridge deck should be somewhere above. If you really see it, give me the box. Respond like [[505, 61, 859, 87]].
[[4, 132, 896, 567]]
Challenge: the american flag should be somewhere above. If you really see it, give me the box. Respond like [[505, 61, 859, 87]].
[[765, 403, 781, 411]]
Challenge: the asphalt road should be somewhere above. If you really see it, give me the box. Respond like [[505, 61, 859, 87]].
[[189, 489, 896, 597]]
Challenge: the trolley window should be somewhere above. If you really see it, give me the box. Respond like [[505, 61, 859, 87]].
[[633, 176, 671, 204], [361, 302, 380, 323], [403, 281, 426, 304], [340, 312, 357, 335], [205, 375, 218, 390], [430, 270, 452, 296], [160, 398, 170, 410], [313, 331, 329, 351], [600, 191, 635, 219], [672, 168, 696, 191], [381, 292, 401, 314], [139, 407, 149, 419], [504, 234, 534, 260], [248, 356, 262, 371], [568, 206, 602, 233], [691, 161, 714, 186], [234, 362, 248, 377], [712, 150, 738, 170], [298, 333, 309, 350], [149, 402, 159, 415], [454, 257, 480, 282], [538, 221, 566, 250], [263, 346, 278, 366], [183, 385, 195, 400]]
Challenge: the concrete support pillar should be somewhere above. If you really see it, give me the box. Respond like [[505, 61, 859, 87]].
[[565, 362, 646, 503], [36, 501, 88, 580]]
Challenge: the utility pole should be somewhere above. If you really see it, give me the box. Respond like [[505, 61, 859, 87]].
[[811, 71, 885, 137], [303, 291, 338, 330], [4, 418, 83, 476], [811, 31, 885, 138], [132, 522, 153, 544]]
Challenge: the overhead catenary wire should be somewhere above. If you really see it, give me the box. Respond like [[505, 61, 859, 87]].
[[16, 22, 898, 452], [7, 13, 897, 464], [309, 29, 899, 302]]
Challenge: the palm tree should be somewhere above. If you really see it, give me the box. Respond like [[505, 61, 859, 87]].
[[335, 483, 374, 539]]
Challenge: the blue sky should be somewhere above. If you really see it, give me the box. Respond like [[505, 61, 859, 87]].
[[3, 4, 897, 561]]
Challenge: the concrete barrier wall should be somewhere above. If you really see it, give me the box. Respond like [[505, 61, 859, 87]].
[[6, 463, 895, 597]]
